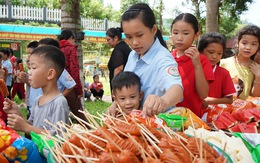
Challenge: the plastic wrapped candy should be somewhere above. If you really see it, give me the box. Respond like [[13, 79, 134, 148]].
[[0, 119, 20, 152], [3, 136, 46, 163]]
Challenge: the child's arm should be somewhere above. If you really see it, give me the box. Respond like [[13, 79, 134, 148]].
[[7, 114, 48, 135], [3, 98, 23, 117], [203, 96, 233, 108], [17, 71, 29, 84], [185, 46, 209, 99], [3, 98, 46, 135], [250, 62, 260, 97], [142, 84, 183, 116], [62, 87, 75, 97]]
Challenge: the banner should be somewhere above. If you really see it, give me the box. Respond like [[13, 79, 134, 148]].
[[0, 32, 56, 41], [86, 36, 106, 43], [0, 41, 21, 58]]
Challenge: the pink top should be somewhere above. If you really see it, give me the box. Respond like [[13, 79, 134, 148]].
[[90, 82, 103, 92]]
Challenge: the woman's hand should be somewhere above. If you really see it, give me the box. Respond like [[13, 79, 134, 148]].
[[141, 95, 167, 117]]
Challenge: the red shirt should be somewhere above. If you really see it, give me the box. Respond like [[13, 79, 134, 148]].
[[172, 49, 214, 117], [60, 40, 83, 95], [208, 65, 236, 98]]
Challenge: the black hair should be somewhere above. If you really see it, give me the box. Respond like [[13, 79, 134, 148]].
[[31, 45, 65, 78], [198, 32, 226, 53], [27, 41, 39, 49], [171, 13, 199, 34], [39, 38, 60, 48], [9, 48, 13, 55], [112, 71, 141, 94], [106, 27, 123, 40], [58, 29, 74, 41], [121, 3, 167, 49], [236, 25, 260, 60], [0, 49, 10, 57], [16, 58, 23, 64]]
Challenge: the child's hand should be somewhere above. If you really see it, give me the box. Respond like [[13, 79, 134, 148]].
[[7, 114, 27, 131], [17, 71, 28, 83], [141, 95, 167, 117], [202, 99, 209, 108], [184, 46, 201, 66], [3, 98, 19, 114], [250, 62, 260, 77], [105, 102, 118, 117]]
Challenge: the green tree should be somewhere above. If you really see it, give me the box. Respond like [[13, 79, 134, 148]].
[[184, 0, 205, 33], [184, 0, 253, 38], [80, 0, 113, 19]]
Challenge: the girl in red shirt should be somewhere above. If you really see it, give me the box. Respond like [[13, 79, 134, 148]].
[[198, 32, 236, 108], [171, 13, 215, 117], [11, 58, 26, 103]]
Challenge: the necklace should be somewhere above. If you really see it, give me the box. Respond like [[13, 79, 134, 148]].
[[234, 56, 252, 67]]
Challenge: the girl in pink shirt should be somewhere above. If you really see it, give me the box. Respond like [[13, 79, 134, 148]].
[[90, 75, 104, 100]]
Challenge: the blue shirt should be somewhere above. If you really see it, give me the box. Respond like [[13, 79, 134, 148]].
[[2, 59, 12, 86], [57, 69, 76, 92], [29, 87, 43, 109], [124, 38, 183, 105]]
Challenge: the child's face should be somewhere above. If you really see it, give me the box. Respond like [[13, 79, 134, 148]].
[[238, 35, 259, 58], [122, 18, 157, 57], [113, 85, 143, 115], [0, 52, 7, 60], [202, 43, 223, 65], [171, 20, 199, 52], [28, 55, 49, 89]]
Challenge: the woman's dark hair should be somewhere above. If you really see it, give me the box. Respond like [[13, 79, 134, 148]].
[[121, 3, 167, 49], [171, 13, 199, 34], [58, 29, 74, 41], [93, 74, 99, 80], [198, 32, 226, 53], [106, 27, 123, 40], [236, 25, 260, 60], [112, 71, 141, 94]]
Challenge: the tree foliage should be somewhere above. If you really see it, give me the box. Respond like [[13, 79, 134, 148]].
[[80, 0, 113, 20], [184, 0, 252, 39]]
